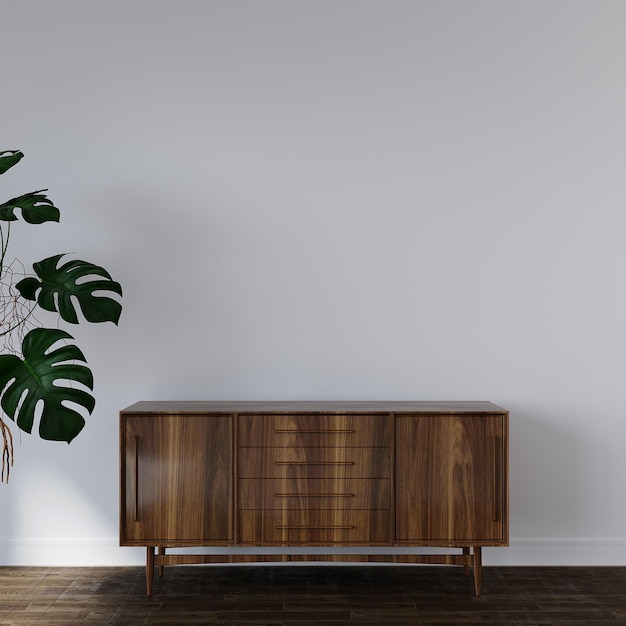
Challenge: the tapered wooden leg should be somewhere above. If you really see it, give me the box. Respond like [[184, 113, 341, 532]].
[[462, 547, 470, 576], [473, 546, 482, 596], [146, 546, 155, 597], [158, 547, 165, 577]]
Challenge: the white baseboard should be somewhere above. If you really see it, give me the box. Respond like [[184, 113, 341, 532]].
[[1, 539, 626, 567], [486, 539, 626, 566], [0, 539, 144, 567]]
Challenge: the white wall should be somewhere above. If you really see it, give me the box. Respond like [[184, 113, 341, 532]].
[[1, 0, 626, 566]]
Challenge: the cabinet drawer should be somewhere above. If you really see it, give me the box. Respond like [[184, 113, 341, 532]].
[[239, 510, 391, 544], [238, 446, 390, 478], [239, 478, 390, 510], [238, 414, 391, 448]]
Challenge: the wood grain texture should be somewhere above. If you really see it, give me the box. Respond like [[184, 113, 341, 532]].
[[122, 400, 506, 414], [238, 445, 391, 478], [153, 553, 475, 565], [395, 414, 508, 544], [239, 509, 391, 544], [238, 414, 391, 447], [120, 415, 232, 545], [119, 402, 509, 596], [238, 477, 391, 510]]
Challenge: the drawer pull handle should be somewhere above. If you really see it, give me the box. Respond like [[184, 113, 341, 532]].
[[274, 429, 355, 434], [275, 493, 355, 498], [275, 525, 356, 530], [275, 461, 355, 466]]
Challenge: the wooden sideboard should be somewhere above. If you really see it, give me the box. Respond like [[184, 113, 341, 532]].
[[120, 401, 508, 596]]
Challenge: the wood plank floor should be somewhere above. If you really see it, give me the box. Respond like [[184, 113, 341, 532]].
[[0, 565, 625, 625]]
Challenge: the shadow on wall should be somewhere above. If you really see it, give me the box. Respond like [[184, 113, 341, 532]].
[[0, 401, 607, 566], [0, 184, 226, 566], [509, 405, 589, 543], [0, 426, 140, 566]]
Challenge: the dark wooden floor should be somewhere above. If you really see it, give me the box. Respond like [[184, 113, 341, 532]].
[[0, 565, 625, 625]]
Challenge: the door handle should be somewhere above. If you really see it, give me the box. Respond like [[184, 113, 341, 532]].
[[492, 435, 501, 522], [133, 435, 139, 522]]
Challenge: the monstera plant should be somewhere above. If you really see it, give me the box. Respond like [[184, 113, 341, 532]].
[[0, 149, 122, 483]]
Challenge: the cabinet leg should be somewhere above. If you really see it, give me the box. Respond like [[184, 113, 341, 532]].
[[473, 546, 482, 596], [158, 547, 165, 577], [146, 546, 154, 597], [462, 547, 470, 576]]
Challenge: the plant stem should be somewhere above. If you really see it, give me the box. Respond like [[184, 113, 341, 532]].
[[0, 303, 37, 339], [0, 417, 13, 484], [0, 222, 10, 278]]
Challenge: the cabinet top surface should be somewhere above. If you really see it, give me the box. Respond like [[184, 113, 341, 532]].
[[120, 401, 507, 415]]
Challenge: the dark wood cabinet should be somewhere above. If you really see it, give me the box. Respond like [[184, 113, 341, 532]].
[[120, 401, 508, 596], [237, 413, 392, 545], [395, 414, 507, 543], [121, 414, 232, 544]]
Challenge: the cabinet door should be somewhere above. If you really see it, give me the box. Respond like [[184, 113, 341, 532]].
[[395, 414, 507, 544], [121, 415, 232, 544]]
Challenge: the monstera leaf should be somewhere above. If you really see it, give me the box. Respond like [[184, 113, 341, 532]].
[[0, 189, 60, 224], [0, 150, 24, 175], [0, 328, 94, 442], [0, 148, 123, 478], [17, 254, 122, 325]]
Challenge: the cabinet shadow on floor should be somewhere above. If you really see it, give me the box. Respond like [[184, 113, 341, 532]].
[[1, 565, 626, 625]]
